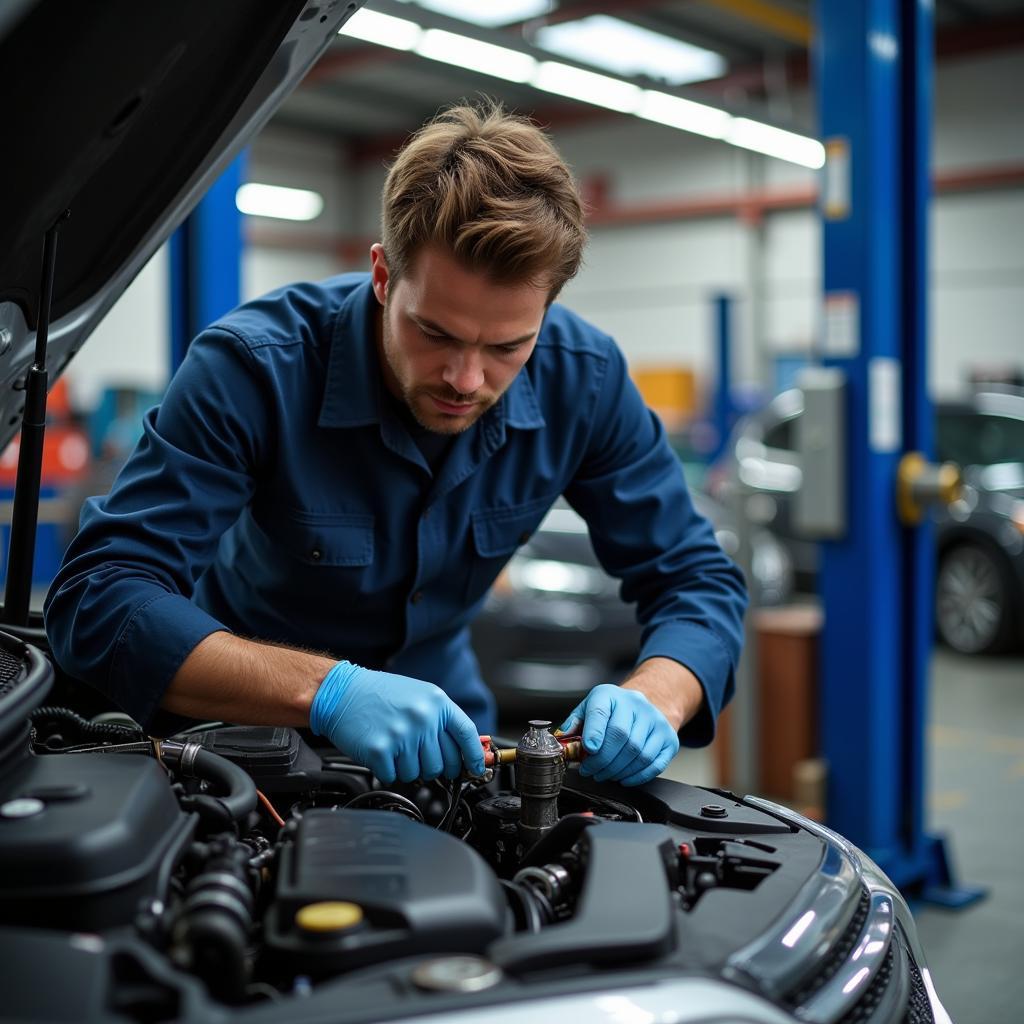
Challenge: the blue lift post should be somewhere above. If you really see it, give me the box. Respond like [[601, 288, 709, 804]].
[[710, 294, 735, 464], [816, 1, 982, 905], [169, 153, 245, 373]]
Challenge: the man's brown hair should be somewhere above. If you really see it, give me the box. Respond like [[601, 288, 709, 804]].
[[381, 100, 586, 301]]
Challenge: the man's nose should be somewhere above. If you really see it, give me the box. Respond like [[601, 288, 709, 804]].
[[442, 348, 484, 395]]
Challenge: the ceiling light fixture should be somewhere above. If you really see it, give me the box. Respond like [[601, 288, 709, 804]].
[[416, 29, 537, 82], [533, 61, 643, 114], [341, 8, 422, 50], [727, 118, 826, 169], [236, 184, 325, 221], [396, 0, 551, 28], [535, 15, 725, 86], [636, 90, 731, 140], [338, 14, 825, 169]]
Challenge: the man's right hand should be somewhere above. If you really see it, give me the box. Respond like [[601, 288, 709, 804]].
[[309, 661, 485, 784]]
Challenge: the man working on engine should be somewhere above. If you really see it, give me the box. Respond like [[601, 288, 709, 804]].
[[45, 102, 746, 788]]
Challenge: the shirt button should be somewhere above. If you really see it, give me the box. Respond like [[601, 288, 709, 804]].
[[410, 590, 424, 605], [311, 549, 322, 561], [518, 531, 531, 544]]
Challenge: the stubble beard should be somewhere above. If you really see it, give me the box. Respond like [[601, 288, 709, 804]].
[[381, 312, 493, 436]]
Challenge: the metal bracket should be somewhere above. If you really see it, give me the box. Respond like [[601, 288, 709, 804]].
[[896, 452, 961, 525]]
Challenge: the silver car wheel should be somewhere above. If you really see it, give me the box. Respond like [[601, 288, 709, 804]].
[[936, 545, 1007, 654]]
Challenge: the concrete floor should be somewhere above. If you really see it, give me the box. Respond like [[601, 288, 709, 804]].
[[913, 649, 1024, 1024]]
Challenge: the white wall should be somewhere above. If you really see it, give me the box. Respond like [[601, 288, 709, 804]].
[[66, 244, 170, 411], [66, 48, 1024, 414]]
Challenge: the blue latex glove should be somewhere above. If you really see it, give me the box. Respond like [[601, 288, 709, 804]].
[[560, 684, 680, 787], [309, 661, 485, 784]]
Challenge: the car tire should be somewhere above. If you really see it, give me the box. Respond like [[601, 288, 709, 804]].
[[935, 543, 1016, 655]]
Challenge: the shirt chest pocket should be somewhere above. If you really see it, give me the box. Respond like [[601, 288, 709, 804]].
[[465, 495, 555, 603], [279, 511, 375, 572]]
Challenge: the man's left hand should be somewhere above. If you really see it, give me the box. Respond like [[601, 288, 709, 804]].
[[559, 683, 680, 787], [560, 659, 705, 786]]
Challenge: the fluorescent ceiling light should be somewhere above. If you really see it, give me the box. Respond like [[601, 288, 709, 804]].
[[341, 13, 822, 169], [535, 15, 725, 85], [533, 61, 642, 114], [236, 184, 324, 222], [637, 90, 731, 140], [341, 9, 421, 50], [397, 0, 550, 27], [727, 118, 826, 169], [416, 29, 537, 82]]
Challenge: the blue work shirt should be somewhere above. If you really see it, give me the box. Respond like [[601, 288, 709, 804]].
[[45, 275, 747, 740]]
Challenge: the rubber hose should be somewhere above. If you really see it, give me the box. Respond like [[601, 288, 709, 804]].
[[30, 705, 143, 741], [163, 743, 258, 824]]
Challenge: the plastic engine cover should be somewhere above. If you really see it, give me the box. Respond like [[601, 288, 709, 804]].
[[0, 752, 193, 930], [264, 810, 506, 973]]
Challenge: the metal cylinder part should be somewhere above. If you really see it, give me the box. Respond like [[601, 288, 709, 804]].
[[897, 451, 962, 524], [515, 721, 565, 838]]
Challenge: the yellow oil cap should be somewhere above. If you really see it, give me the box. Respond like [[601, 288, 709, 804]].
[[295, 901, 365, 934]]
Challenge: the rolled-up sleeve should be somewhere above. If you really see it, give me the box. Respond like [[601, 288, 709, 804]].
[[564, 344, 748, 747], [44, 329, 267, 727]]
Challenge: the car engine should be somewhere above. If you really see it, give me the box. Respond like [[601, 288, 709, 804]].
[[0, 630, 940, 1024]]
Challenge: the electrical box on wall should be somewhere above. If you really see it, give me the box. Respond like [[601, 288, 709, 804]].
[[795, 366, 846, 538]]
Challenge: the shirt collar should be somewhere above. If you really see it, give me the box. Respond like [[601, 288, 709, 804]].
[[318, 278, 382, 428], [318, 275, 545, 432]]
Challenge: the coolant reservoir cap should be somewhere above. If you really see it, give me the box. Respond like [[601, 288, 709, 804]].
[[295, 901, 364, 933]]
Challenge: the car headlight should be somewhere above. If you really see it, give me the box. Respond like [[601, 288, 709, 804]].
[[751, 531, 794, 604]]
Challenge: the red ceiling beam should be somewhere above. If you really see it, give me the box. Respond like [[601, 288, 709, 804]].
[[246, 162, 1024, 259]]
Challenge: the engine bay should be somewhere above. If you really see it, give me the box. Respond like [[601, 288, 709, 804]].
[[0, 634, 829, 1022]]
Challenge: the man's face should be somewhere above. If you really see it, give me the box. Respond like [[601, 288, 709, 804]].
[[370, 243, 547, 435]]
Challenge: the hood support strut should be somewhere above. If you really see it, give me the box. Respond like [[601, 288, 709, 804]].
[[2, 211, 69, 626]]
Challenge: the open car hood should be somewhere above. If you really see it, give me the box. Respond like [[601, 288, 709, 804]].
[[0, 0, 362, 451]]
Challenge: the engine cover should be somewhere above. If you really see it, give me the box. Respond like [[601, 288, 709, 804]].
[[0, 752, 192, 930], [264, 810, 506, 974]]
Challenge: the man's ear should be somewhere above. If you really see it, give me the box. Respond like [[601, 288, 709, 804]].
[[369, 243, 389, 306]]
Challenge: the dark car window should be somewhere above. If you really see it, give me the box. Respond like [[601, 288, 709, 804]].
[[937, 411, 1024, 468], [763, 416, 796, 452]]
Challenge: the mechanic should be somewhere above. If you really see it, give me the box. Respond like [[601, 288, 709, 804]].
[[45, 102, 747, 789]]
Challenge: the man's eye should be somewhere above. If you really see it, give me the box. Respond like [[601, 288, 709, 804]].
[[497, 344, 522, 355], [420, 329, 446, 342]]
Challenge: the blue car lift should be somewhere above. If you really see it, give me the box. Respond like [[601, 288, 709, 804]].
[[709, 293, 736, 465], [816, 1, 983, 906], [169, 154, 245, 373]]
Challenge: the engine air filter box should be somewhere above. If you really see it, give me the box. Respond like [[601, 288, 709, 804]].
[[192, 726, 321, 791]]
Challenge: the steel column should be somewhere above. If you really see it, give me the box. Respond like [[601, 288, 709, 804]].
[[711, 293, 735, 463], [816, 0, 981, 903], [169, 153, 245, 373]]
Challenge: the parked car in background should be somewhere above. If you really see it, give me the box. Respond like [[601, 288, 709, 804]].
[[473, 491, 793, 717], [711, 386, 1024, 654]]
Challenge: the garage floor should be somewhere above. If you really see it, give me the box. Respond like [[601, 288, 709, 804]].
[[913, 650, 1024, 1024]]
